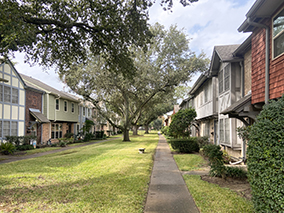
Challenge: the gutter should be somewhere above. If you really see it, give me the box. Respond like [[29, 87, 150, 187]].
[[247, 18, 270, 104]]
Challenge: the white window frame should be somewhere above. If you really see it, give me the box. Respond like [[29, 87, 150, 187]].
[[64, 100, 68, 112], [55, 99, 60, 111]]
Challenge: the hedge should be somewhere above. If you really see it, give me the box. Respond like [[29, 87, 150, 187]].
[[169, 138, 199, 153], [247, 95, 284, 212]]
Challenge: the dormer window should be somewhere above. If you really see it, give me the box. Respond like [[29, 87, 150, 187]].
[[273, 7, 284, 58]]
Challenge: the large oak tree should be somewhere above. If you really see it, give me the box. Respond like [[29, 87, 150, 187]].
[[0, 0, 198, 76], [61, 23, 208, 141]]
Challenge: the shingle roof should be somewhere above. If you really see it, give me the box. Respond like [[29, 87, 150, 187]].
[[20, 74, 79, 102], [221, 94, 252, 115], [214, 45, 241, 61]]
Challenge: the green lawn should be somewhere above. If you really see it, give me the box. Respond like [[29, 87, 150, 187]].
[[173, 154, 207, 171], [174, 153, 253, 213], [0, 133, 158, 213]]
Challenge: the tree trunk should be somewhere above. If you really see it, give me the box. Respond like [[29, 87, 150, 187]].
[[133, 125, 138, 135], [144, 124, 149, 134], [123, 128, 130, 141]]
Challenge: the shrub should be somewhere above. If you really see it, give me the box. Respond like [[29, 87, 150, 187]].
[[59, 142, 67, 147], [226, 167, 247, 179], [16, 145, 34, 151], [245, 95, 284, 212], [84, 133, 93, 142], [51, 143, 58, 147], [5, 135, 37, 146], [161, 126, 169, 135], [203, 144, 226, 178], [195, 136, 210, 148], [64, 132, 74, 138], [0, 142, 16, 155], [169, 138, 199, 153]]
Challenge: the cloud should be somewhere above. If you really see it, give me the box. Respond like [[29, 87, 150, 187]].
[[149, 0, 255, 57]]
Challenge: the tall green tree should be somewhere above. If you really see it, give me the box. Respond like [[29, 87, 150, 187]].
[[61, 23, 208, 141], [169, 108, 196, 138], [0, 0, 198, 76]]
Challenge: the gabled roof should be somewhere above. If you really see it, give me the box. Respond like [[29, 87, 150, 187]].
[[209, 44, 241, 75], [20, 74, 79, 102], [233, 35, 252, 57], [238, 0, 284, 32]]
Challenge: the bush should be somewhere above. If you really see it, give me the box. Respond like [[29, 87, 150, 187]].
[[0, 142, 16, 155], [245, 95, 284, 212], [51, 143, 58, 147], [16, 145, 34, 151], [5, 135, 37, 146], [84, 133, 93, 142], [203, 144, 226, 178], [64, 132, 74, 138], [226, 167, 247, 179], [59, 142, 67, 147], [169, 138, 199, 153], [195, 136, 210, 148], [161, 126, 169, 135]]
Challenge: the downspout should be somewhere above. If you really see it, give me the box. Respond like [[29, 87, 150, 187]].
[[240, 61, 244, 97], [239, 61, 246, 161], [247, 18, 270, 104]]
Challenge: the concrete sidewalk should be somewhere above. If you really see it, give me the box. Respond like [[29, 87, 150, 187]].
[[144, 135, 199, 213]]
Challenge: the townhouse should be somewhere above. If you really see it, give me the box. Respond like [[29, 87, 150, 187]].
[[0, 59, 26, 143], [21, 74, 80, 143]]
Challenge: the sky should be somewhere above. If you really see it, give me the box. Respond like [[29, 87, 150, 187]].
[[13, 0, 256, 92]]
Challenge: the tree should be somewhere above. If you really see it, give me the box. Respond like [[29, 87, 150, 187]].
[[151, 118, 163, 130], [61, 23, 208, 141], [169, 108, 196, 138], [0, 0, 198, 76]]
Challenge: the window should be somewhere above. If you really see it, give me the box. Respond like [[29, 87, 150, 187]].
[[218, 70, 223, 94], [204, 85, 208, 103], [51, 123, 63, 139], [12, 88, 18, 104], [218, 65, 230, 94], [56, 99, 59, 110], [83, 107, 85, 116], [225, 119, 230, 143], [219, 118, 230, 145], [3, 121, 10, 137], [0, 121, 2, 137], [273, 8, 284, 58], [219, 119, 224, 143], [11, 121, 17, 136], [89, 108, 91, 117], [0, 86, 2, 101], [203, 121, 210, 137], [4, 86, 10, 102], [64, 101, 68, 112], [71, 103, 74, 113], [224, 65, 230, 91]]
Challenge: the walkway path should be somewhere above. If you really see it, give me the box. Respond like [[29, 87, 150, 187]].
[[144, 135, 199, 213], [0, 137, 120, 165]]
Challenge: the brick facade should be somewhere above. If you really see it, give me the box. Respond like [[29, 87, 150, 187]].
[[25, 89, 43, 143]]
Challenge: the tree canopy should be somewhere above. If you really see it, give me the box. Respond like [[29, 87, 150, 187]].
[[0, 0, 198, 76], [169, 108, 196, 138], [61, 23, 208, 141]]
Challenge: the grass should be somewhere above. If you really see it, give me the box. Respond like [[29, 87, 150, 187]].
[[173, 153, 253, 213], [0, 132, 158, 213], [184, 175, 254, 213], [173, 154, 207, 171]]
